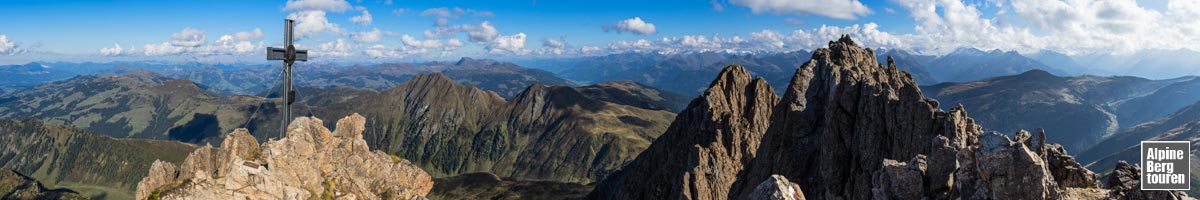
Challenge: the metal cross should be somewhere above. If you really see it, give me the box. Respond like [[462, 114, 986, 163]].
[[266, 19, 308, 139]]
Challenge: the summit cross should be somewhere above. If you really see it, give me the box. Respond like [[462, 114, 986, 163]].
[[266, 19, 308, 139]]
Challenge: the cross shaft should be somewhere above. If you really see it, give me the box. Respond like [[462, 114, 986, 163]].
[[266, 19, 309, 139]]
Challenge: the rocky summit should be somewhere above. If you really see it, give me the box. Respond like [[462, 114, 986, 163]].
[[589, 35, 1166, 199], [135, 114, 433, 200]]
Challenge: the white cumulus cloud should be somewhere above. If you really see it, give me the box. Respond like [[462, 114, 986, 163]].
[[604, 17, 657, 35], [287, 10, 342, 39], [170, 27, 206, 47], [350, 28, 382, 43], [234, 28, 263, 41], [537, 38, 572, 55], [134, 28, 264, 56], [143, 42, 188, 56], [466, 21, 500, 42], [316, 38, 355, 57], [400, 35, 443, 49], [100, 43, 135, 56], [351, 9, 372, 26], [487, 33, 527, 54], [0, 35, 25, 55]]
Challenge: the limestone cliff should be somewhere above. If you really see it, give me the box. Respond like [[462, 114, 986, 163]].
[[135, 114, 433, 200]]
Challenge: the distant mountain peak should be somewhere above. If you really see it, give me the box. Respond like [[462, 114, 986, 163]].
[[456, 57, 476, 65], [1017, 69, 1056, 77], [455, 57, 500, 66], [951, 47, 984, 55]]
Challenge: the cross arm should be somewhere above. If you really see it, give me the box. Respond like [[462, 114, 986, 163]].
[[266, 47, 308, 61]]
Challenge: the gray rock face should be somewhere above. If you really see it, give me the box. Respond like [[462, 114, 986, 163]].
[[588, 35, 1112, 200], [973, 132, 1059, 199], [588, 65, 778, 200], [749, 175, 806, 200], [925, 135, 958, 198], [1105, 160, 1188, 200], [1042, 143, 1100, 188], [871, 156, 926, 200]]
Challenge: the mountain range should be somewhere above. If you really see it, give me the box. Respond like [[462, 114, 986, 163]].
[[305, 73, 678, 183], [0, 68, 688, 188], [922, 70, 1200, 153], [0, 71, 282, 143], [520, 47, 1087, 97], [0, 58, 572, 99], [520, 51, 813, 96], [1071, 49, 1200, 79], [926, 48, 1068, 83]]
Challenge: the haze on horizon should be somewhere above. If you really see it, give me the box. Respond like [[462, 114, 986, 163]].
[[1, 0, 1199, 78]]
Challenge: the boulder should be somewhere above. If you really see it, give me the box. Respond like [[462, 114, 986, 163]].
[[749, 175, 806, 200], [974, 132, 1059, 199], [871, 155, 927, 200]]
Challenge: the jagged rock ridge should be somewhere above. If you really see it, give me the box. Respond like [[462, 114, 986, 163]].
[[589, 35, 1148, 199], [135, 114, 433, 200]]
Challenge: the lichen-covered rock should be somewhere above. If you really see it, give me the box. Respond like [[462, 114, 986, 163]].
[[974, 132, 1059, 199], [134, 160, 179, 200], [135, 113, 433, 200], [1042, 143, 1100, 188], [925, 135, 958, 198], [1105, 160, 1188, 200], [220, 128, 259, 161], [749, 175, 805, 200], [871, 156, 926, 200]]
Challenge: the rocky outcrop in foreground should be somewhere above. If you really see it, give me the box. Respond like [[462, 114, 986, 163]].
[[1105, 160, 1188, 199], [589, 35, 1179, 199], [135, 114, 433, 200]]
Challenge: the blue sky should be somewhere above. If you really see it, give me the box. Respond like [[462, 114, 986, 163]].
[[0, 0, 1197, 64]]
